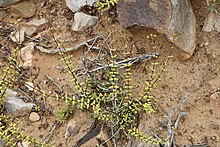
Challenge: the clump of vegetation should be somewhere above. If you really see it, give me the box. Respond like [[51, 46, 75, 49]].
[[55, 48, 171, 145], [96, 0, 118, 12], [207, 0, 220, 14]]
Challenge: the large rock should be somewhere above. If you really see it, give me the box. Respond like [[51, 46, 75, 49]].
[[0, 0, 20, 6], [117, 0, 196, 59]]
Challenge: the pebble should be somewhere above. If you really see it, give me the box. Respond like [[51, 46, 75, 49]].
[[10, 30, 25, 44], [29, 112, 40, 122], [65, 0, 97, 13], [19, 42, 35, 67], [64, 119, 81, 138], [72, 12, 98, 32], [210, 122, 219, 130], [10, 1, 36, 18]]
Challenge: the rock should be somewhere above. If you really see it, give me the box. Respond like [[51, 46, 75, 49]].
[[64, 119, 81, 138], [210, 122, 219, 130], [210, 91, 220, 118], [21, 25, 36, 36], [10, 29, 25, 44], [203, 12, 220, 32], [117, 0, 196, 59], [0, 139, 3, 147], [10, 1, 36, 18], [17, 141, 29, 147], [25, 82, 34, 91], [21, 18, 48, 36], [18, 42, 35, 67], [72, 12, 98, 31], [4, 89, 35, 115], [0, 0, 21, 6], [29, 112, 40, 122], [65, 0, 97, 13]]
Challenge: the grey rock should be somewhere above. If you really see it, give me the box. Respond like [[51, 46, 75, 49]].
[[10, 29, 25, 44], [0, 0, 21, 6], [72, 12, 98, 31], [167, 0, 196, 59], [203, 12, 220, 32], [65, 0, 97, 13], [0, 139, 3, 147], [117, 0, 196, 59], [64, 119, 81, 138], [4, 89, 35, 115]]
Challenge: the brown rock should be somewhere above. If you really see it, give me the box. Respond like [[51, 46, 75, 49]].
[[117, 0, 171, 33], [21, 18, 48, 36], [29, 112, 40, 122], [19, 42, 35, 67], [10, 1, 36, 18], [117, 0, 196, 59]]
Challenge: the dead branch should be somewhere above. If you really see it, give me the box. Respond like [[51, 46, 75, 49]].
[[77, 53, 159, 76], [46, 74, 63, 93], [165, 94, 190, 147], [36, 35, 102, 54], [42, 123, 57, 143]]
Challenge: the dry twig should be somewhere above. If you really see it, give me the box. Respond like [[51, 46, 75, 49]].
[[165, 94, 190, 147], [36, 36, 102, 54], [77, 53, 159, 76]]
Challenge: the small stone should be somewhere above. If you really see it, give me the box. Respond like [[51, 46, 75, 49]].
[[65, 0, 97, 13], [0, 0, 21, 6], [65, 119, 81, 138], [201, 125, 206, 129], [29, 112, 40, 122], [210, 91, 220, 118], [10, 29, 25, 44], [72, 12, 98, 32], [211, 136, 217, 142], [210, 122, 219, 130], [18, 42, 35, 67], [25, 82, 34, 91], [21, 18, 48, 36], [203, 12, 220, 32], [0, 138, 3, 147], [10, 1, 36, 18]]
